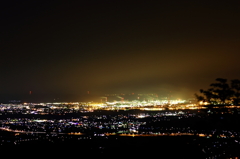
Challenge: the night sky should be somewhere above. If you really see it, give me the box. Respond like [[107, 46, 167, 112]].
[[1, 1, 240, 103]]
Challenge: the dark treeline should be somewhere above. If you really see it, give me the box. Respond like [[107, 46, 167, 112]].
[[195, 78, 240, 105]]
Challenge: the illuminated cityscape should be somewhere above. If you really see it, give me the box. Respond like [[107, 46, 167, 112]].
[[1, 98, 240, 158], [1, 88, 240, 158], [2, 0, 240, 158]]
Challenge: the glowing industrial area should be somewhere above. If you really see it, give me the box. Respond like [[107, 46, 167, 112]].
[[1, 98, 207, 113]]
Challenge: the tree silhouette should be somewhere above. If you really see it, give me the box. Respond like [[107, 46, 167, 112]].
[[210, 78, 234, 104], [200, 88, 216, 103], [231, 79, 240, 105], [194, 93, 204, 102], [196, 78, 235, 105]]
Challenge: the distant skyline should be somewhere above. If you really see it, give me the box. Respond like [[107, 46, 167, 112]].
[[1, 1, 240, 103]]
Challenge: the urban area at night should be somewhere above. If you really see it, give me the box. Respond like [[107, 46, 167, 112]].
[[1, 1, 240, 158], [1, 90, 240, 158]]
